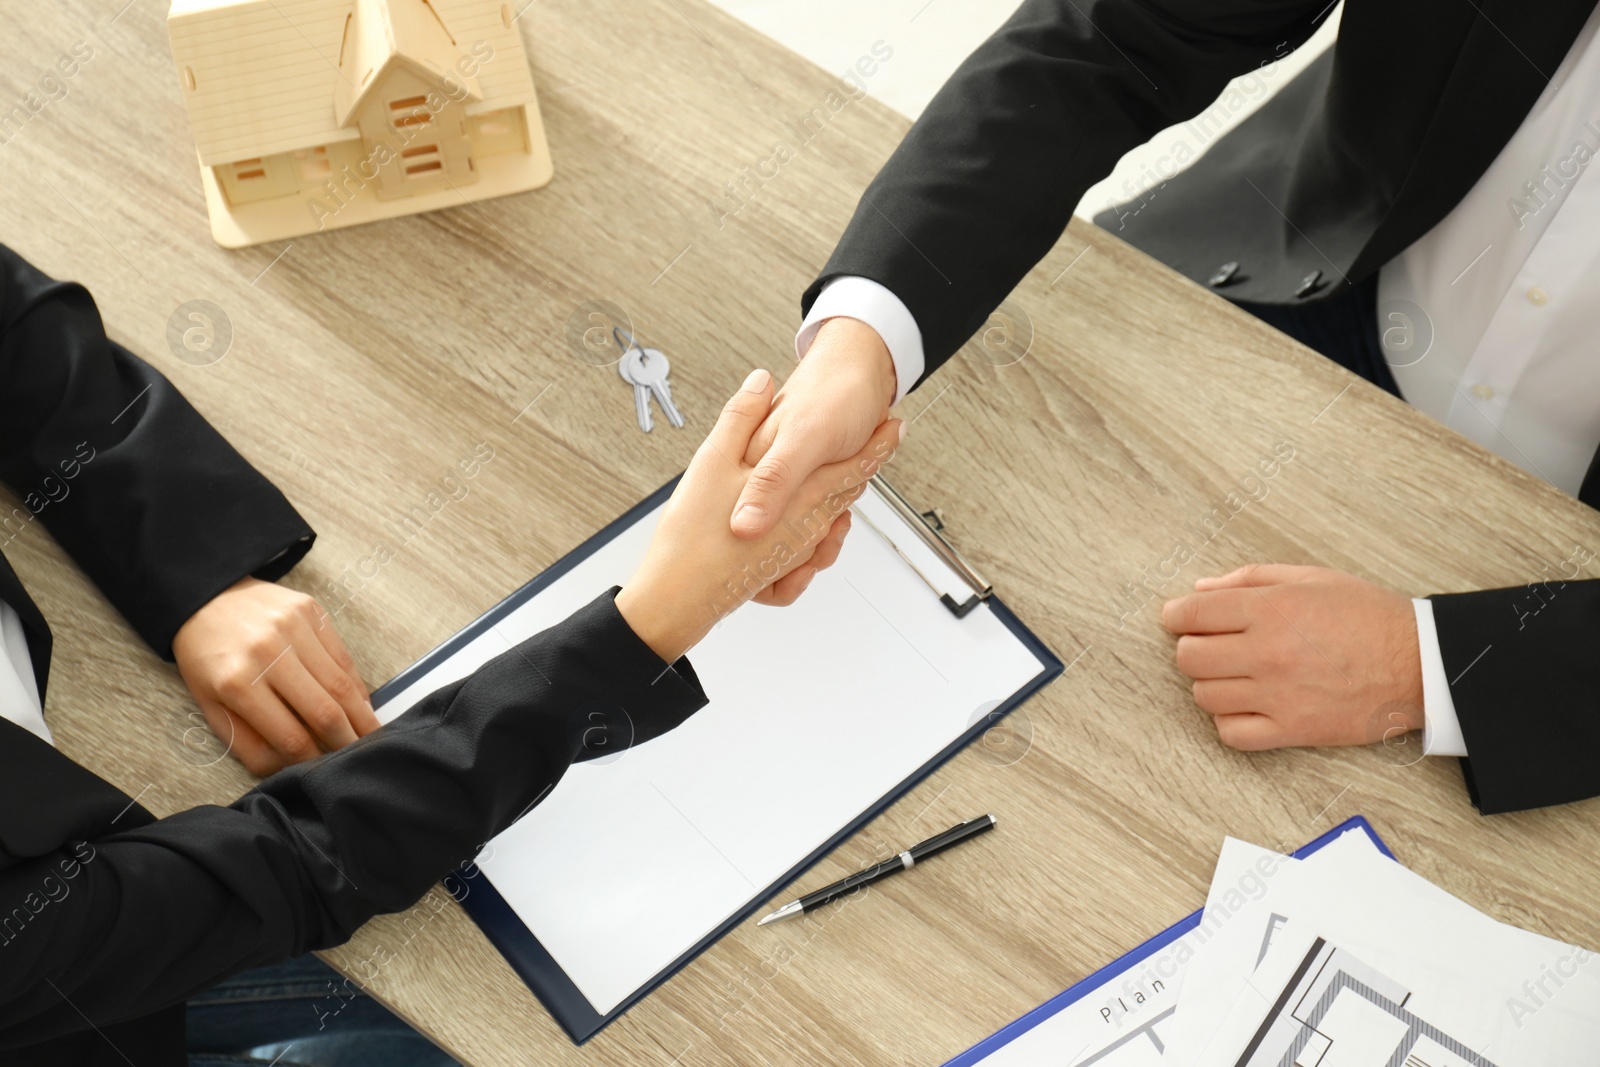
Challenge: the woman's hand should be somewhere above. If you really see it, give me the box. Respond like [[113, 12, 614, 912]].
[[173, 577, 376, 776], [616, 368, 903, 662]]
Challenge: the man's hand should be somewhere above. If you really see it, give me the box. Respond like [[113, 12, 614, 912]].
[[1161, 564, 1423, 751], [173, 577, 376, 776], [619, 367, 903, 662], [730, 317, 897, 539]]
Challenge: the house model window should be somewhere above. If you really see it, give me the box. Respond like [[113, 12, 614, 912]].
[[169, 0, 554, 248]]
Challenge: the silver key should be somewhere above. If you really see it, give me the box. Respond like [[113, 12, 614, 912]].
[[636, 349, 674, 410], [626, 348, 685, 428], [618, 351, 653, 432]]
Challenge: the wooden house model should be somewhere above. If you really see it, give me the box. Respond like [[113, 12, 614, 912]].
[[168, 0, 553, 248]]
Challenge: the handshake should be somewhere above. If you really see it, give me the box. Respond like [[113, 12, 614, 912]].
[[616, 362, 904, 664]]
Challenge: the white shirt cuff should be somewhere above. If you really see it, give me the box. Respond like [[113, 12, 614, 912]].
[[1413, 598, 1468, 757], [795, 276, 925, 406]]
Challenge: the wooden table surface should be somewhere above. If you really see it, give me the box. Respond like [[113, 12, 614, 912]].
[[5, 2, 1599, 1065]]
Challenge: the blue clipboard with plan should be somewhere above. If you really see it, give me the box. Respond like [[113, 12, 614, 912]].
[[943, 816, 1394, 1067], [371, 475, 1063, 1043]]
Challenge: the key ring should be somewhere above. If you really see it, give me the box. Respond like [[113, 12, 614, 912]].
[[612, 325, 643, 356]]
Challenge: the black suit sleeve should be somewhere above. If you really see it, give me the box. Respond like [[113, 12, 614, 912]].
[[1429, 579, 1600, 814], [0, 244, 313, 660], [806, 0, 1326, 386], [0, 588, 707, 1048]]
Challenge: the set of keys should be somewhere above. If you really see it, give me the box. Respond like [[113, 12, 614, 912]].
[[614, 327, 685, 433]]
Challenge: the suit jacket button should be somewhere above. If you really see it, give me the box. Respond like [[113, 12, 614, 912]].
[[1294, 270, 1325, 298], [1208, 261, 1240, 287]]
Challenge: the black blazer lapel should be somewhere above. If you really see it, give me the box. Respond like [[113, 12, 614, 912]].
[[1348, 0, 1600, 280], [0, 552, 51, 703]]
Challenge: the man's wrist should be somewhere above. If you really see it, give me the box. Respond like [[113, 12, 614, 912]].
[[796, 276, 924, 404], [807, 316, 897, 408], [1393, 596, 1426, 732]]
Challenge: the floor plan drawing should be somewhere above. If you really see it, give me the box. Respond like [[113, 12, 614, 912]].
[[1235, 939, 1498, 1067]]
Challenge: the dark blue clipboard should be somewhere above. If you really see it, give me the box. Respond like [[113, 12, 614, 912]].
[[370, 476, 1066, 1044], [941, 815, 1395, 1066]]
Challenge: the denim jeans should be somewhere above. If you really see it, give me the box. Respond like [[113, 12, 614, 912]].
[[1229, 273, 1403, 398], [187, 955, 460, 1067]]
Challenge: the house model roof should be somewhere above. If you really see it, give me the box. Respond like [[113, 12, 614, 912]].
[[169, 0, 536, 166], [333, 0, 483, 126]]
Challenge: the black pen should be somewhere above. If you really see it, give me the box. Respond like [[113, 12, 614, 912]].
[[756, 814, 997, 925]]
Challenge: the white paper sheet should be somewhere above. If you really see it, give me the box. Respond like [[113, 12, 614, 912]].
[[1170, 833, 1600, 1067], [376, 490, 1050, 1016], [1159, 837, 1336, 1064]]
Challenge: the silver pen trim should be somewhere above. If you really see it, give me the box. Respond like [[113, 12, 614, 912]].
[[756, 900, 804, 926]]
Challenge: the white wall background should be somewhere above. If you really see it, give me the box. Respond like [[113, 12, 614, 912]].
[[706, 0, 1342, 220]]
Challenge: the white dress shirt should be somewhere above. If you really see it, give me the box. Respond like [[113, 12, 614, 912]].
[[797, 7, 1600, 760], [0, 601, 51, 746], [1381, 0, 1600, 500]]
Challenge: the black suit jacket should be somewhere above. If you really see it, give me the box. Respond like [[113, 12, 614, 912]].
[[0, 244, 316, 676], [807, 0, 1600, 814], [0, 246, 710, 1064]]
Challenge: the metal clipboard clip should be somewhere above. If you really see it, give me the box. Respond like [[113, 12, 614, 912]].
[[852, 475, 993, 618]]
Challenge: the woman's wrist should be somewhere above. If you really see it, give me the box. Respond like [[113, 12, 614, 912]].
[[614, 579, 706, 665]]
